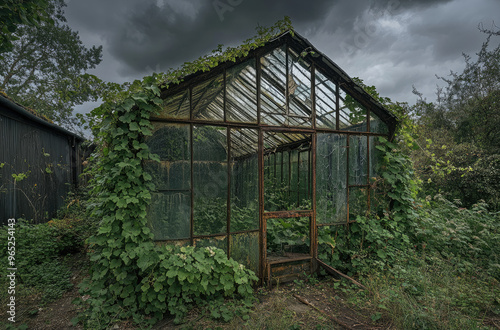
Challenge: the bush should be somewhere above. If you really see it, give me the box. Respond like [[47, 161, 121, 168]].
[[0, 217, 86, 303], [77, 244, 258, 327], [411, 195, 500, 279]]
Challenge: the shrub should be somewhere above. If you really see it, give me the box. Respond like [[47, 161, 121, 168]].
[[0, 218, 84, 303]]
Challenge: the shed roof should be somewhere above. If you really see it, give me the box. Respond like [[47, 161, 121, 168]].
[[0, 93, 84, 142]]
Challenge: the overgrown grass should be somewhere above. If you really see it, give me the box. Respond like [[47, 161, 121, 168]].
[[345, 196, 500, 329], [357, 255, 499, 329], [0, 190, 92, 306]]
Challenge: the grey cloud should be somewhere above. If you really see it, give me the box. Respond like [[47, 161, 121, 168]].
[[64, 0, 500, 105]]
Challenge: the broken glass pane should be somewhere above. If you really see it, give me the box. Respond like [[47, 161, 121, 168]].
[[339, 88, 368, 131], [260, 46, 287, 126], [316, 133, 348, 224], [315, 69, 337, 129], [370, 112, 390, 134], [288, 47, 312, 127], [192, 74, 224, 121], [227, 59, 258, 123]]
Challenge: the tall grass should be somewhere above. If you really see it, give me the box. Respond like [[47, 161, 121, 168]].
[[354, 196, 500, 329]]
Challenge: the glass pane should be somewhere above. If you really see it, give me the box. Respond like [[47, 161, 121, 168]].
[[194, 236, 227, 253], [148, 191, 190, 240], [339, 88, 368, 131], [315, 69, 337, 129], [349, 135, 368, 185], [369, 136, 385, 179], [316, 133, 348, 224], [264, 132, 312, 211], [153, 89, 190, 119], [227, 59, 257, 123], [267, 217, 310, 257], [260, 46, 287, 126], [288, 47, 312, 127], [192, 74, 224, 121], [230, 128, 259, 232], [144, 123, 190, 191], [290, 149, 299, 207], [370, 112, 389, 134], [369, 136, 389, 215], [193, 125, 227, 235], [298, 150, 311, 206], [230, 232, 259, 274], [349, 187, 368, 221]]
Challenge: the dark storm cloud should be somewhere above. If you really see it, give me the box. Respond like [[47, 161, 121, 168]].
[[65, 0, 500, 106], [66, 0, 335, 77], [66, 0, 456, 78], [107, 0, 336, 75]]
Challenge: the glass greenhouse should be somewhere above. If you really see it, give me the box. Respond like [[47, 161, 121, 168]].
[[144, 31, 398, 284]]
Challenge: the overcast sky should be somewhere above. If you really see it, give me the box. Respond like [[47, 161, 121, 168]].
[[64, 0, 500, 116]]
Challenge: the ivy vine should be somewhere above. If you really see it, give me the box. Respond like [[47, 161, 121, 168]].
[[74, 17, 295, 328]]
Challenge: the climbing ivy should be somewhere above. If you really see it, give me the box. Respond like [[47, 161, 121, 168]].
[[75, 17, 295, 328]]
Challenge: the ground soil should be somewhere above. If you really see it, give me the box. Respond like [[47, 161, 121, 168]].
[[9, 253, 499, 329], [12, 253, 390, 330]]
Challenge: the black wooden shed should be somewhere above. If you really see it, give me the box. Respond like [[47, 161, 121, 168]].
[[0, 94, 84, 224]]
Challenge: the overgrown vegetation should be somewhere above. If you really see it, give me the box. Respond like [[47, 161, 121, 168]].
[[2, 17, 499, 330], [0, 191, 90, 307], [74, 75, 259, 328]]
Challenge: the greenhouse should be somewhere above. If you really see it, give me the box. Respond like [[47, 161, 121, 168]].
[[144, 31, 398, 284]]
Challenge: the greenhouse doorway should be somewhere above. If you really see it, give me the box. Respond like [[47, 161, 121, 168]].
[[262, 131, 315, 284]]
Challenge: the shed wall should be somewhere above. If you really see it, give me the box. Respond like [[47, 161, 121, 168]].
[[0, 106, 81, 224]]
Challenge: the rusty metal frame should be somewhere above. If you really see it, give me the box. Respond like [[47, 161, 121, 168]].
[[147, 35, 396, 285]]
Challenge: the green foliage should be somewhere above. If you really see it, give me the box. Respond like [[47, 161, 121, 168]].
[[0, 0, 53, 55], [194, 197, 227, 235], [79, 65, 260, 326], [267, 217, 309, 255], [412, 195, 500, 279], [79, 19, 296, 324], [316, 136, 417, 274], [359, 254, 500, 329], [412, 29, 500, 209], [0, 218, 84, 303]]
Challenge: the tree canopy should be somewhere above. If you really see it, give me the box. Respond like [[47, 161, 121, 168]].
[[412, 27, 500, 208], [0, 0, 103, 130], [0, 0, 53, 54]]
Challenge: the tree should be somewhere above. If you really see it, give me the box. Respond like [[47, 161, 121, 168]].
[[0, 0, 53, 55], [412, 27, 500, 209], [0, 0, 103, 130]]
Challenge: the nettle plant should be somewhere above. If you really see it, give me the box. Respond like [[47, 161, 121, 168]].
[[75, 18, 295, 328]]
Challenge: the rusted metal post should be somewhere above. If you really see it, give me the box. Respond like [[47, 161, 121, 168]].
[[226, 127, 231, 258]]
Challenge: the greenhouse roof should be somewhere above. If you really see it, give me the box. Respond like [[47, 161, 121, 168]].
[[154, 30, 398, 158]]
